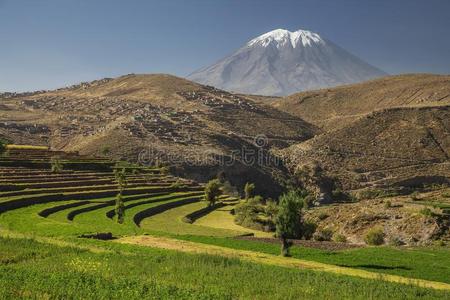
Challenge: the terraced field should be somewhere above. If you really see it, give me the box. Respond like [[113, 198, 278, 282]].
[[0, 147, 259, 239], [1, 147, 449, 299]]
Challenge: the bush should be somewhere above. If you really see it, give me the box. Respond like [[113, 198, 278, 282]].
[[170, 180, 188, 189], [0, 139, 7, 156], [317, 211, 329, 220], [101, 146, 111, 156], [50, 156, 63, 173], [244, 182, 255, 200], [313, 228, 333, 241], [234, 196, 271, 231], [384, 200, 392, 209], [332, 188, 352, 202], [419, 208, 434, 217], [364, 227, 385, 245], [301, 220, 317, 240], [333, 234, 347, 243]]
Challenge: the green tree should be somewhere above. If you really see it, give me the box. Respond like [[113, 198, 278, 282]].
[[114, 167, 127, 224], [275, 191, 304, 257], [50, 156, 63, 173], [244, 182, 255, 201], [204, 179, 223, 207], [115, 192, 125, 224]]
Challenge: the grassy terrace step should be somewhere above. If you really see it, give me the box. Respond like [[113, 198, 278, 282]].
[[68, 193, 204, 222], [4, 177, 176, 190], [39, 192, 176, 219], [67, 202, 112, 221], [106, 191, 205, 219], [0, 160, 114, 171], [180, 196, 237, 225], [0, 182, 176, 197], [0, 174, 174, 185], [133, 197, 205, 226], [139, 199, 246, 237], [0, 186, 203, 214], [38, 201, 92, 217], [0, 172, 115, 180]]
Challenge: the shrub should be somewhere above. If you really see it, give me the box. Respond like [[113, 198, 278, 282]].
[[276, 191, 304, 256], [332, 188, 352, 202], [384, 200, 392, 209], [364, 227, 385, 245], [317, 211, 329, 220], [301, 220, 317, 240], [204, 179, 223, 206], [101, 146, 111, 156], [234, 196, 269, 231], [244, 182, 255, 200], [170, 180, 187, 189], [313, 228, 333, 241], [264, 199, 278, 224], [50, 156, 63, 173], [419, 208, 433, 217], [333, 234, 347, 243]]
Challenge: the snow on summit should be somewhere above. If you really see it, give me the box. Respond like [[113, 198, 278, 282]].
[[188, 28, 386, 96], [247, 29, 324, 48]]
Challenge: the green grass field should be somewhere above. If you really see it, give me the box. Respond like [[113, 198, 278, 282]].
[[1, 236, 449, 300], [1, 149, 449, 299]]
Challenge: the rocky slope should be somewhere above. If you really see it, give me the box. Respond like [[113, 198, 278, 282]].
[[0, 74, 317, 197]]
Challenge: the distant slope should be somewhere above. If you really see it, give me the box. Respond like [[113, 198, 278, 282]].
[[188, 29, 386, 96], [273, 74, 450, 130], [0, 74, 317, 197], [280, 106, 450, 191]]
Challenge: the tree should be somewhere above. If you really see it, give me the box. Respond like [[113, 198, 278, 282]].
[[244, 182, 255, 201], [204, 179, 222, 207], [115, 192, 125, 224], [50, 156, 63, 173], [275, 191, 304, 257], [114, 167, 127, 224]]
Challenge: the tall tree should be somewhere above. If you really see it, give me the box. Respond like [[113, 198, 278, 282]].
[[275, 191, 304, 257], [114, 167, 127, 224]]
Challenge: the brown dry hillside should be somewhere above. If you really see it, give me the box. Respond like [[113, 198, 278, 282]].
[[0, 74, 317, 197], [273, 74, 450, 130], [279, 105, 450, 191]]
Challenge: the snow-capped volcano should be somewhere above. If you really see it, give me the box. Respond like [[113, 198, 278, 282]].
[[188, 28, 387, 96], [247, 29, 324, 48]]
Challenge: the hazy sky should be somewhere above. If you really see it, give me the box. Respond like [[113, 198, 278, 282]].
[[1, 0, 449, 92]]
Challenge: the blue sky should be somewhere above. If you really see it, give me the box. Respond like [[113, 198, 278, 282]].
[[1, 0, 449, 92]]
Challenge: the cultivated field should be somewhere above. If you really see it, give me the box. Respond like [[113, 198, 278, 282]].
[[0, 148, 449, 299]]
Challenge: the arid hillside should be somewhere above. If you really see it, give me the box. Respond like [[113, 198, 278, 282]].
[[0, 74, 317, 196], [273, 74, 450, 130], [280, 106, 450, 191]]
